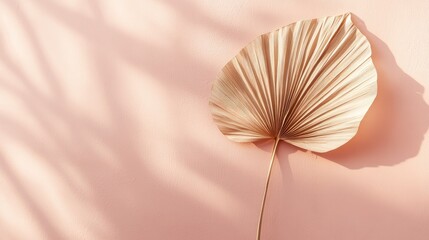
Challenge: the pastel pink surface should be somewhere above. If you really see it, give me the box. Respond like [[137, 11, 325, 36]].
[[0, 1, 428, 240]]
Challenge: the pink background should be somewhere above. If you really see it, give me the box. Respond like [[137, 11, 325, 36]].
[[1, 0, 429, 239]]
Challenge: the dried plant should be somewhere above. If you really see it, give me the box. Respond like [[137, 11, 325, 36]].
[[209, 13, 377, 240]]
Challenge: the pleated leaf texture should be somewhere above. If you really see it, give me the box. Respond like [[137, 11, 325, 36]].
[[210, 13, 377, 152]]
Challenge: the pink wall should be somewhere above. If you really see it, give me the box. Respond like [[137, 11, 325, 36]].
[[1, 0, 428, 239]]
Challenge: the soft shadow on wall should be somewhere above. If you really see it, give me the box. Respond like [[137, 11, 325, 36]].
[[320, 14, 429, 168], [0, 0, 258, 240]]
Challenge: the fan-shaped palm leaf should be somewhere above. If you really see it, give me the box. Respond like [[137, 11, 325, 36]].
[[209, 13, 377, 240]]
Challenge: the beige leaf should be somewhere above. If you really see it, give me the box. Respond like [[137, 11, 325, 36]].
[[210, 12, 377, 153], [209, 13, 377, 240]]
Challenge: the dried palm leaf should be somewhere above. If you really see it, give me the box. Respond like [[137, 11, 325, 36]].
[[209, 13, 377, 239]]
